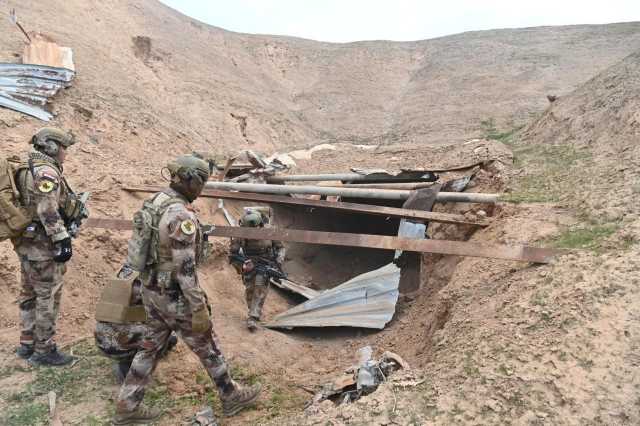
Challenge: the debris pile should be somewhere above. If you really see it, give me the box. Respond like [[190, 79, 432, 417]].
[[1, 9, 75, 121], [310, 346, 410, 406]]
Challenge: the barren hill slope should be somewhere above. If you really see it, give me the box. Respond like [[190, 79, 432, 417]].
[[1, 0, 640, 155]]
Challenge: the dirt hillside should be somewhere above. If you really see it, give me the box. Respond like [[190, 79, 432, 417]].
[[0, 0, 639, 424], [285, 50, 640, 426]]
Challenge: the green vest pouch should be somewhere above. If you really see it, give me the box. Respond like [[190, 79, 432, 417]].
[[95, 274, 147, 324]]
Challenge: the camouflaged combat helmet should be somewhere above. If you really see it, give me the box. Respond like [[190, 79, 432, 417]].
[[240, 210, 264, 227], [167, 154, 210, 202], [31, 127, 75, 157]]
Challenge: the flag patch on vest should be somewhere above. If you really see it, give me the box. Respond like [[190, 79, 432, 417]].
[[180, 219, 196, 235]]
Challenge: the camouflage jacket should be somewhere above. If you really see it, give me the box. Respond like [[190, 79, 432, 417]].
[[145, 189, 207, 313], [14, 150, 70, 260]]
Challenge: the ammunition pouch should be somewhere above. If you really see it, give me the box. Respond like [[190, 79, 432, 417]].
[[95, 273, 147, 324]]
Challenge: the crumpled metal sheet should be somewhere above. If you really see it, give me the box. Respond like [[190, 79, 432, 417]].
[[265, 263, 400, 329], [270, 277, 321, 300], [0, 63, 75, 121]]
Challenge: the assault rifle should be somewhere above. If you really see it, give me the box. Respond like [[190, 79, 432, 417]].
[[64, 191, 90, 238], [228, 251, 287, 281]]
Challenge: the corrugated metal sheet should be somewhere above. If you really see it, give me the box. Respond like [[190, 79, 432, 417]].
[[0, 63, 75, 121], [265, 263, 400, 329], [270, 278, 321, 300]]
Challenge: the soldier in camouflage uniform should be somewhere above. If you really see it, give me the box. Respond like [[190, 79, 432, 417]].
[[113, 155, 261, 425], [13, 128, 77, 366], [230, 210, 285, 331], [94, 266, 177, 383]]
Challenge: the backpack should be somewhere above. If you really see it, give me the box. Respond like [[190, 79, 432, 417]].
[[126, 192, 185, 272], [0, 156, 31, 241]]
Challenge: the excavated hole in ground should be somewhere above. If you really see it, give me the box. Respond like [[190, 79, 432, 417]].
[[197, 163, 505, 417]]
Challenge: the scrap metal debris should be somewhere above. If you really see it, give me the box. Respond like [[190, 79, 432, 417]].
[[224, 150, 290, 183], [2, 11, 76, 120], [190, 406, 218, 426], [0, 62, 75, 121], [269, 277, 322, 300], [310, 346, 409, 406], [265, 263, 400, 330]]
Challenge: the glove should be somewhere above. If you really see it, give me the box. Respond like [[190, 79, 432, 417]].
[[191, 307, 211, 333], [53, 238, 73, 263]]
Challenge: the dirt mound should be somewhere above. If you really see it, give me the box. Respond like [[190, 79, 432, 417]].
[[287, 46, 640, 426], [521, 49, 640, 220]]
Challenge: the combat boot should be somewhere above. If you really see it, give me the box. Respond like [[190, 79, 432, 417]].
[[16, 344, 34, 360], [221, 382, 262, 417], [112, 404, 162, 425], [28, 347, 75, 367]]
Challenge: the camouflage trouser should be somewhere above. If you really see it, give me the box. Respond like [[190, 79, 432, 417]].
[[243, 272, 269, 320], [18, 258, 66, 353], [94, 321, 149, 362], [116, 287, 234, 414]]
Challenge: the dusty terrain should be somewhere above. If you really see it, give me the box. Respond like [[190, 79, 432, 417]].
[[0, 0, 639, 424]]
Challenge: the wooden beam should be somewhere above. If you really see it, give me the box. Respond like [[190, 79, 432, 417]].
[[86, 217, 133, 231], [121, 186, 489, 226], [84, 218, 565, 263], [207, 226, 564, 264]]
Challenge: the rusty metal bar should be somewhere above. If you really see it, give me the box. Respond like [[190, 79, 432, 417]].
[[85, 218, 133, 231], [121, 186, 489, 226], [84, 217, 564, 263], [207, 226, 564, 263]]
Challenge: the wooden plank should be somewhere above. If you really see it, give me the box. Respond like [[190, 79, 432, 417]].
[[121, 186, 489, 227], [86, 217, 133, 231], [84, 219, 565, 263], [208, 226, 564, 264]]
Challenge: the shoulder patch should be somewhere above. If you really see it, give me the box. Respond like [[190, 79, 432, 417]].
[[37, 180, 56, 193], [180, 219, 196, 235]]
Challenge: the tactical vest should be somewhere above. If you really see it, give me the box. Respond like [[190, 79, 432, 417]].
[[126, 192, 186, 272], [242, 238, 275, 258]]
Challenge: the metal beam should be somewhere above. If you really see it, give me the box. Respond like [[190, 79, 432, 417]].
[[121, 186, 489, 226], [203, 181, 499, 203], [83, 219, 564, 263]]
